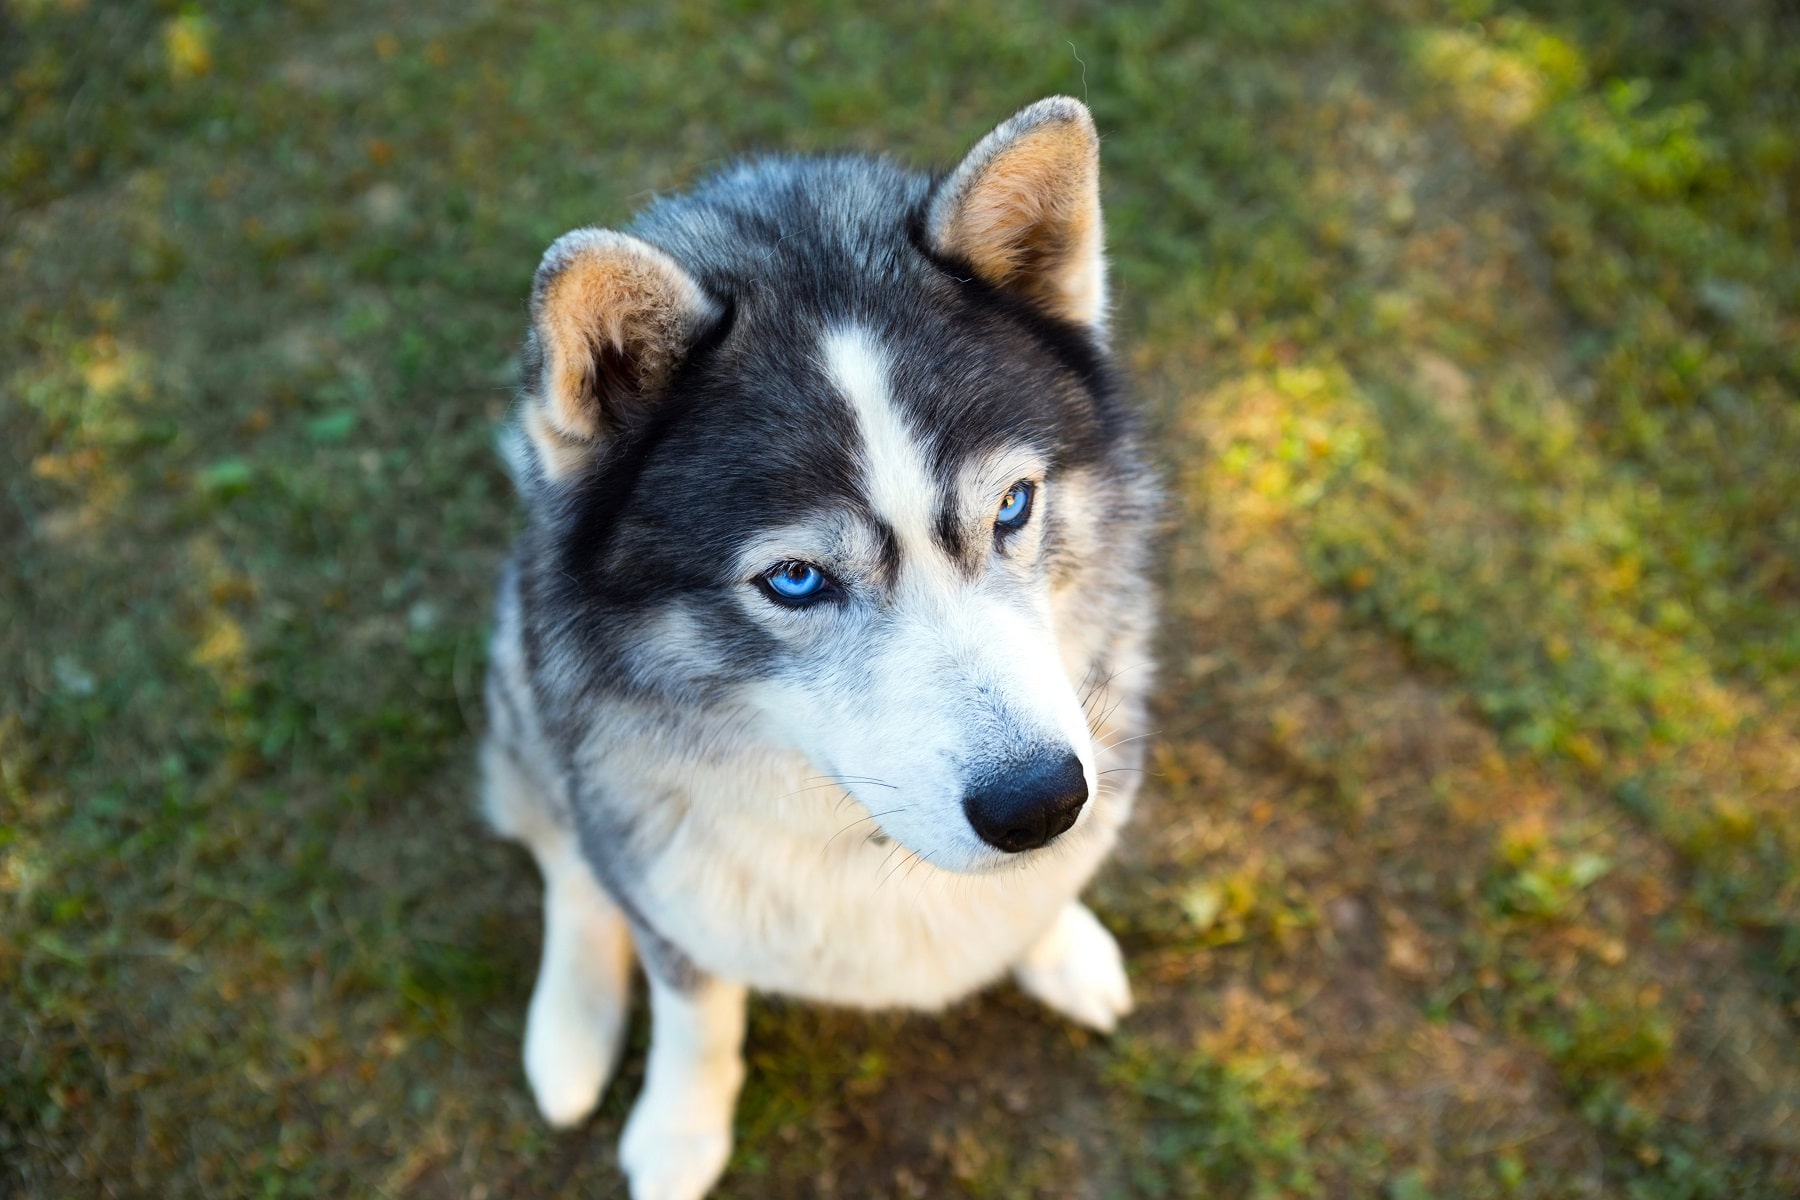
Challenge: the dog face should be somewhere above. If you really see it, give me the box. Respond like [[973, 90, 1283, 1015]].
[[516, 100, 1136, 873], [727, 322, 1108, 873]]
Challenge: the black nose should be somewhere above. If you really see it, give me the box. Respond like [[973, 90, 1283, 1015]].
[[963, 752, 1089, 853]]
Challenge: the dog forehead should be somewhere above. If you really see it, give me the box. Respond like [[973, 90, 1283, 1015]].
[[739, 295, 1069, 442], [813, 325, 939, 553], [590, 282, 1095, 595]]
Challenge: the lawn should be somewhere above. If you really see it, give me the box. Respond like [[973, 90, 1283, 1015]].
[[3, 0, 1798, 1196]]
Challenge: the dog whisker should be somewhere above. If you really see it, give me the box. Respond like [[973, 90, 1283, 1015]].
[[1096, 728, 1160, 754], [803, 774, 899, 790], [876, 847, 921, 890], [823, 806, 908, 853]]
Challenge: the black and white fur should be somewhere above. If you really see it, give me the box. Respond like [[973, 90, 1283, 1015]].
[[480, 97, 1157, 1200]]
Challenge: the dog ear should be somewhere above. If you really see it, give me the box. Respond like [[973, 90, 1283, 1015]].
[[523, 228, 720, 479], [927, 96, 1106, 328]]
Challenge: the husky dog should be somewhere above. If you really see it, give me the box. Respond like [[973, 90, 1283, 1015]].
[[480, 96, 1157, 1200]]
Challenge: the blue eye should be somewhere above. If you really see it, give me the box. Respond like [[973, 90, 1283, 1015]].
[[762, 561, 831, 605], [996, 480, 1034, 530]]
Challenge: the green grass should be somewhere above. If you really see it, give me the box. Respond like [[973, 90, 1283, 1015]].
[[4, 0, 1799, 1195]]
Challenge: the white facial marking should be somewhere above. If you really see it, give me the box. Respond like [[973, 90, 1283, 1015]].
[[819, 326, 941, 564], [719, 325, 1104, 874]]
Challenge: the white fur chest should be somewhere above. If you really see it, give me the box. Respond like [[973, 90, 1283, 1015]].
[[629, 756, 1127, 1010]]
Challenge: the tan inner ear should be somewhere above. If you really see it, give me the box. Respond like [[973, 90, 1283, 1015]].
[[935, 121, 1102, 324], [536, 242, 708, 444]]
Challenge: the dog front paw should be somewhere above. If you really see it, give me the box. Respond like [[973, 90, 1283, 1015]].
[[1012, 900, 1134, 1033], [522, 859, 634, 1128], [524, 982, 626, 1127], [619, 975, 746, 1200], [619, 1100, 734, 1200]]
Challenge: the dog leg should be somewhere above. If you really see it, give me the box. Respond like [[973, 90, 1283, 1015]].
[[523, 838, 634, 1127], [1012, 899, 1133, 1033], [619, 974, 747, 1200]]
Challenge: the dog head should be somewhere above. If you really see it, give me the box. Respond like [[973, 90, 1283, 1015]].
[[516, 98, 1143, 873]]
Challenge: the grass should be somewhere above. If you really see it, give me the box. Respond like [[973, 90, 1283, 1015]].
[[4, 0, 1798, 1195]]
